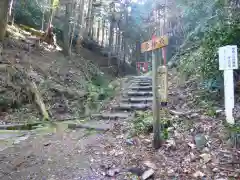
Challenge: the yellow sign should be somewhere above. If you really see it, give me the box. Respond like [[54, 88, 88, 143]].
[[141, 36, 168, 53]]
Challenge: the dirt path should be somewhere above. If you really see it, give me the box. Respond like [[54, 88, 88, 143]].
[[0, 76, 154, 180]]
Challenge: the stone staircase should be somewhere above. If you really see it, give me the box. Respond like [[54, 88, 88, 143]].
[[91, 76, 153, 125]]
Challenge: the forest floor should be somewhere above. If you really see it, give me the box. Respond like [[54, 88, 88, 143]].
[[1, 72, 240, 180], [0, 25, 240, 180]]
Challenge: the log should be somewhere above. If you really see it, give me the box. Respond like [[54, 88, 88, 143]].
[[68, 123, 110, 131], [0, 122, 42, 130], [28, 81, 49, 120]]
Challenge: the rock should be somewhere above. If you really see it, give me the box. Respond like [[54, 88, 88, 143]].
[[202, 147, 210, 152], [199, 153, 211, 163], [128, 167, 145, 176], [126, 138, 134, 145], [215, 109, 223, 114], [143, 161, 157, 170], [141, 169, 154, 180], [194, 134, 207, 150], [13, 135, 29, 144], [44, 142, 51, 146], [165, 139, 176, 150], [212, 168, 220, 173], [190, 152, 197, 161], [106, 168, 120, 177], [187, 143, 196, 149], [190, 113, 199, 118], [167, 169, 174, 176], [193, 171, 205, 178]]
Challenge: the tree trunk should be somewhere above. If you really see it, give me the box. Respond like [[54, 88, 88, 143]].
[[116, 28, 120, 57], [69, 0, 79, 55], [86, 0, 93, 35], [108, 21, 114, 65], [9, 0, 15, 24], [136, 40, 141, 62], [41, 6, 46, 31], [76, 0, 85, 53], [96, 20, 100, 44], [63, 3, 71, 55], [0, 0, 9, 41], [101, 19, 105, 46]]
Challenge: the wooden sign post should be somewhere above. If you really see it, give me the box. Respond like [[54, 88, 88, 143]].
[[141, 35, 168, 149]]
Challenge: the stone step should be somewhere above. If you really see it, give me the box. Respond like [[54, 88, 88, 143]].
[[121, 97, 153, 103], [131, 76, 152, 80], [130, 79, 151, 83], [134, 82, 152, 86], [129, 86, 152, 91], [68, 120, 112, 131], [91, 113, 131, 120], [124, 91, 153, 97], [112, 103, 152, 111]]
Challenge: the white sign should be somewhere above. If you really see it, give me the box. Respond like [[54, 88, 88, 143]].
[[219, 45, 238, 124], [218, 45, 238, 70]]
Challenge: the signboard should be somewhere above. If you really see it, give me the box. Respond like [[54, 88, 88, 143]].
[[218, 45, 238, 70], [141, 36, 168, 53], [218, 45, 238, 125]]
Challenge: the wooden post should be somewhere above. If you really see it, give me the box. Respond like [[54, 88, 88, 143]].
[[152, 41, 162, 149], [140, 8, 169, 150]]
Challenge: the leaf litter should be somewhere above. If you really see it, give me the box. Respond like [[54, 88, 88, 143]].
[[84, 71, 240, 179]]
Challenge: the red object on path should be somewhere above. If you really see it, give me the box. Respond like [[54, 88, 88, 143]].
[[136, 62, 148, 73]]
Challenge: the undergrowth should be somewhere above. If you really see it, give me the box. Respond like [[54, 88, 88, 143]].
[[130, 110, 170, 139], [84, 74, 119, 114], [179, 18, 240, 92]]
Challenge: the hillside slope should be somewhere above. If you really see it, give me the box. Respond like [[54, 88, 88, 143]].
[[0, 25, 121, 124]]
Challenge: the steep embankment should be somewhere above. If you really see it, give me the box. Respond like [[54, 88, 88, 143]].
[[0, 25, 120, 124]]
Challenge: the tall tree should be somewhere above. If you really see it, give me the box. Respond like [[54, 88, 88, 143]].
[[0, 0, 9, 41]]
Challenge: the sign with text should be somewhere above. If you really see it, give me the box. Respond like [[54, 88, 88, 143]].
[[218, 45, 238, 70], [141, 36, 168, 53], [157, 66, 168, 102], [218, 45, 238, 125]]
